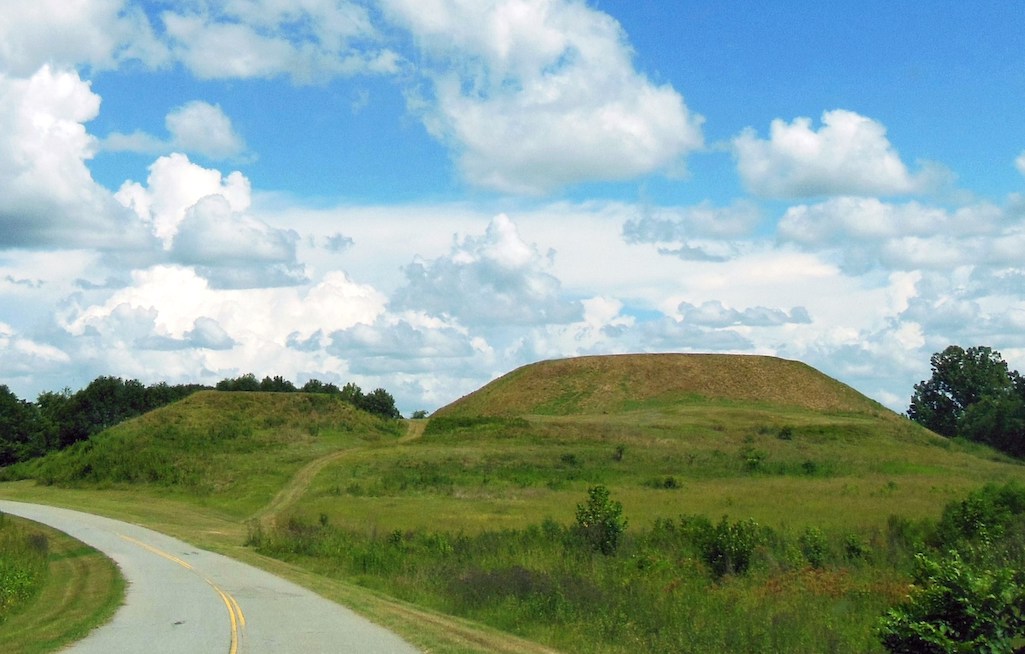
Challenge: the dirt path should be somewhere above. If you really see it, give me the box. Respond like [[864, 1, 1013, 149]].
[[254, 449, 351, 528], [256, 421, 424, 527], [400, 419, 426, 442]]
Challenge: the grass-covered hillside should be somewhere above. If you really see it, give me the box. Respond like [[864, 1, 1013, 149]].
[[2, 391, 402, 516], [434, 353, 890, 417], [3, 354, 1025, 654]]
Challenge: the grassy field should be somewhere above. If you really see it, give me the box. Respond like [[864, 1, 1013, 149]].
[[2, 355, 1025, 653], [0, 513, 124, 654]]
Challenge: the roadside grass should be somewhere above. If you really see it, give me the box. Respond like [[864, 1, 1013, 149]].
[[0, 513, 124, 654]]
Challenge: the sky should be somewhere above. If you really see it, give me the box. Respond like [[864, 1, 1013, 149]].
[[2, 1, 1025, 415]]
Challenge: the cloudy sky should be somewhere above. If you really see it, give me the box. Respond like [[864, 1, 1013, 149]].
[[2, 1, 1024, 415]]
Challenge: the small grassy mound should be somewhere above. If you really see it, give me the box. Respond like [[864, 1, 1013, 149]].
[[4, 392, 402, 515], [434, 353, 890, 418]]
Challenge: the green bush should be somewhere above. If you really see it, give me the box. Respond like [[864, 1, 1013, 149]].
[[694, 516, 762, 579], [574, 485, 627, 556], [933, 481, 1025, 547], [799, 526, 828, 568], [878, 549, 1025, 653]]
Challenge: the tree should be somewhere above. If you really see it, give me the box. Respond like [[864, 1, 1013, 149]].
[[359, 388, 401, 419], [909, 346, 1017, 437], [260, 375, 297, 392], [960, 394, 1025, 458], [0, 386, 41, 465], [339, 382, 364, 406]]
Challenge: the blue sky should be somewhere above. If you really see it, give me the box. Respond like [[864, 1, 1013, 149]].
[[2, 1, 1024, 414]]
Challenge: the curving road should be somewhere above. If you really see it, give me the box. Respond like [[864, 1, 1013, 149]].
[[0, 501, 419, 654]]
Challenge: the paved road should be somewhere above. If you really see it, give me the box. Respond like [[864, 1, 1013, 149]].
[[0, 501, 419, 654]]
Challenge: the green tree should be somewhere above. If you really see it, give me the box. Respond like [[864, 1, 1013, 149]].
[[359, 388, 401, 419], [960, 394, 1025, 458], [0, 386, 41, 465], [339, 382, 364, 406], [909, 346, 1017, 437], [574, 485, 627, 556]]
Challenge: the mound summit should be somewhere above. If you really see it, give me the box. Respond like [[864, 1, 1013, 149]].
[[434, 353, 889, 418]]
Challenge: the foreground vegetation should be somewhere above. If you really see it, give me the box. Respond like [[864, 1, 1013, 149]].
[[3, 353, 1025, 652], [0, 513, 124, 653]]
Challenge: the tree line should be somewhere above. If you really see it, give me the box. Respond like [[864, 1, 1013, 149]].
[[0, 374, 400, 467]]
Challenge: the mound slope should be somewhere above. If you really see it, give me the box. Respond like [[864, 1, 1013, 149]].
[[435, 354, 889, 417]]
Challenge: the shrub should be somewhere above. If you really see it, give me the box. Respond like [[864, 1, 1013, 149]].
[[878, 549, 1025, 653], [695, 516, 762, 579], [843, 533, 870, 562], [574, 485, 627, 556], [799, 527, 828, 568], [933, 481, 1025, 547]]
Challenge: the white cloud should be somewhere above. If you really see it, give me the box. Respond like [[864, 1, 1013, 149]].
[[171, 195, 305, 288], [621, 200, 761, 261], [383, 0, 703, 194], [59, 265, 386, 387], [678, 300, 812, 328], [0, 0, 167, 75], [1016, 151, 1025, 177], [734, 109, 935, 199], [116, 153, 252, 247], [779, 196, 1014, 272], [391, 213, 582, 325], [103, 101, 248, 161], [0, 65, 153, 250], [0, 321, 70, 378], [160, 2, 399, 82]]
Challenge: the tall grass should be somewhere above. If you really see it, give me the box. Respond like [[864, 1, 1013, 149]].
[[0, 513, 48, 623], [248, 505, 917, 653]]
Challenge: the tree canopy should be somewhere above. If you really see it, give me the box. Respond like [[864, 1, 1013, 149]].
[[909, 345, 1025, 457]]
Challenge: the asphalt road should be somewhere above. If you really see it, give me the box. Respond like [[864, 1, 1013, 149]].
[[0, 501, 419, 653]]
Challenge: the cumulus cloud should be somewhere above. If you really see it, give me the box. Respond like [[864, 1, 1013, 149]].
[[734, 109, 936, 199], [171, 195, 305, 288], [116, 153, 252, 247], [1017, 151, 1025, 177], [61, 265, 386, 382], [383, 0, 703, 194], [320, 314, 479, 373], [0, 0, 167, 75], [103, 101, 249, 161], [116, 155, 303, 288], [160, 2, 400, 83], [0, 65, 153, 250], [678, 300, 812, 328], [391, 214, 582, 325], [779, 196, 1013, 272]]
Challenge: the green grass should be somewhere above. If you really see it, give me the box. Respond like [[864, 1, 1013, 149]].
[[0, 513, 124, 654], [3, 391, 403, 517], [3, 355, 1025, 653]]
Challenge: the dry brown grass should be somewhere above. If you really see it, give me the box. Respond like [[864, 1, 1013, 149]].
[[434, 353, 889, 418]]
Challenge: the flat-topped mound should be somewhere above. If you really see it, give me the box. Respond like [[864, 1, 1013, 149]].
[[434, 353, 888, 417]]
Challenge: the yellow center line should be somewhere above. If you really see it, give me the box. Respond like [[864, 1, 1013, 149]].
[[119, 534, 244, 653]]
